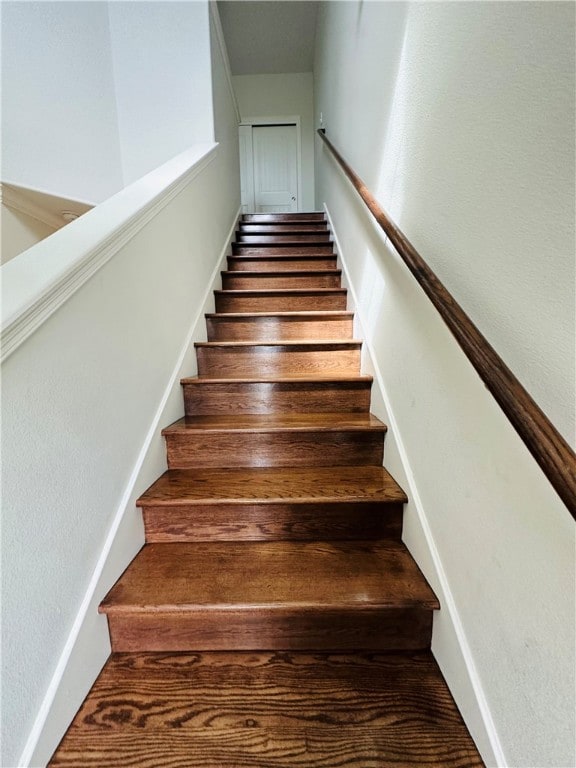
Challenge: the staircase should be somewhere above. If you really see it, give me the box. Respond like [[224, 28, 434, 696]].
[[49, 213, 484, 767]]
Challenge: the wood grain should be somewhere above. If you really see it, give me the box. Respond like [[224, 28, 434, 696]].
[[195, 341, 361, 377], [239, 223, 328, 233], [221, 270, 342, 289], [205, 312, 354, 342], [318, 128, 576, 519], [237, 234, 331, 243], [49, 651, 484, 767], [105, 607, 434, 652], [164, 429, 384, 468], [162, 413, 386, 468], [138, 466, 407, 507], [142, 501, 402, 543], [139, 465, 406, 542], [227, 255, 338, 271], [232, 244, 335, 255], [214, 289, 347, 312], [181, 375, 371, 414], [100, 541, 438, 612], [100, 540, 437, 651]]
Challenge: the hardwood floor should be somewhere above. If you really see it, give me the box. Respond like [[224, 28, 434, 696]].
[[48, 212, 484, 766], [50, 651, 484, 768]]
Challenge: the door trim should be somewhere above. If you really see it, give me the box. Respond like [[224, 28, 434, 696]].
[[239, 116, 303, 213]]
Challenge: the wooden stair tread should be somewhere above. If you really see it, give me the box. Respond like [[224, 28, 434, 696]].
[[228, 253, 335, 260], [235, 239, 332, 245], [237, 229, 329, 237], [243, 212, 325, 221], [138, 466, 406, 506], [195, 340, 362, 348], [49, 651, 483, 768], [204, 311, 353, 318], [215, 288, 345, 295], [221, 269, 341, 278], [162, 413, 386, 434], [181, 374, 372, 384], [100, 541, 439, 613], [240, 224, 328, 232]]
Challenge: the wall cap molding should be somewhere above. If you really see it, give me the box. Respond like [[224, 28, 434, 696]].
[[1, 143, 218, 364]]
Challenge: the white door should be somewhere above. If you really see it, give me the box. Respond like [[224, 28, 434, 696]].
[[239, 124, 299, 213]]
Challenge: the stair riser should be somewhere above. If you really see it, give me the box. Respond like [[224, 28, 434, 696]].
[[221, 273, 341, 290], [215, 293, 347, 312], [228, 257, 337, 271], [196, 347, 361, 377], [237, 234, 332, 243], [206, 316, 354, 342], [232, 244, 335, 255], [183, 380, 371, 415], [142, 502, 403, 543], [165, 431, 385, 469], [106, 608, 432, 652], [242, 213, 325, 222], [239, 224, 328, 233]]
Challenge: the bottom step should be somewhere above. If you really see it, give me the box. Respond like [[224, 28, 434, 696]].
[[49, 651, 485, 767]]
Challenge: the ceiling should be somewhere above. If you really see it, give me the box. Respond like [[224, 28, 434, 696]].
[[217, 1, 319, 76]]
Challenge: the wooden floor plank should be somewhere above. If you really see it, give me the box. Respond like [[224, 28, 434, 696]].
[[49, 652, 484, 767]]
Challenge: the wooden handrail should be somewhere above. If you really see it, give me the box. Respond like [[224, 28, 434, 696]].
[[317, 128, 576, 520]]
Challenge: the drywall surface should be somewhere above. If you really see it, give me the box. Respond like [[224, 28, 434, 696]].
[[1, 1, 124, 202], [1, 143, 240, 766], [232, 73, 315, 210], [315, 2, 575, 767], [315, 0, 575, 446], [1, 205, 57, 264], [210, 2, 241, 224], [2, 1, 216, 200], [109, 1, 214, 186]]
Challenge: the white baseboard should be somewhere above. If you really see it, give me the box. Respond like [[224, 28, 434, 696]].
[[19, 207, 241, 768], [324, 202, 506, 768]]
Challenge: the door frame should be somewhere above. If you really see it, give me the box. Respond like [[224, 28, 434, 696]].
[[239, 116, 303, 213]]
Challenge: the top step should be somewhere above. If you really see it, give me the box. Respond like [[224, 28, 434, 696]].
[[242, 213, 325, 223]]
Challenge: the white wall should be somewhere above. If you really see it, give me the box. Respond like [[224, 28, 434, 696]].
[[109, 1, 214, 186], [1, 206, 57, 265], [2, 1, 216, 201], [315, 2, 575, 767], [232, 73, 315, 210], [209, 2, 241, 221], [1, 1, 124, 202]]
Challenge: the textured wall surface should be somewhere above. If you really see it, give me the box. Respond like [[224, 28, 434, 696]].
[[2, 1, 216, 202], [2, 1, 124, 201], [109, 1, 214, 186], [315, 3, 575, 766]]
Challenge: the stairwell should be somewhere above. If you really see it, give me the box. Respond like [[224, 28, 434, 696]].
[[49, 213, 484, 767]]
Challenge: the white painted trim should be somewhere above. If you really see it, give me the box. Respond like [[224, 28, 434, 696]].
[[209, 1, 241, 125], [19, 205, 242, 768], [324, 202, 506, 767], [239, 125, 255, 213], [1, 184, 63, 230], [240, 116, 303, 212], [1, 143, 217, 363]]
